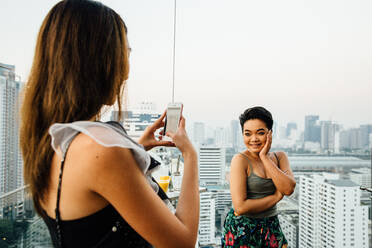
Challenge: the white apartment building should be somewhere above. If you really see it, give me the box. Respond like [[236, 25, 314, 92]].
[[214, 127, 231, 148], [278, 213, 298, 248], [349, 167, 371, 187], [110, 103, 161, 139], [198, 191, 216, 246], [198, 147, 225, 185], [214, 189, 232, 215], [299, 173, 368, 248], [0, 63, 23, 196]]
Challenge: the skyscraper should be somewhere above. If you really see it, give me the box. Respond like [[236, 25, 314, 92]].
[[360, 124, 372, 149], [304, 115, 321, 143], [214, 127, 230, 148], [0, 63, 23, 195], [110, 102, 161, 139], [299, 174, 368, 248], [320, 121, 337, 152], [286, 122, 297, 138], [198, 147, 225, 186], [230, 120, 242, 150], [198, 191, 216, 246], [193, 122, 205, 145]]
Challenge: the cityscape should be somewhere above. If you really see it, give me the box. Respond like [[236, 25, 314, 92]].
[[1, 63, 371, 247]]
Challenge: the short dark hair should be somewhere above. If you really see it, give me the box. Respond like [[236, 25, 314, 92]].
[[239, 106, 273, 131]]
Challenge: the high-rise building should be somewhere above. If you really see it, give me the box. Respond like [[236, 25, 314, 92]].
[[299, 174, 368, 248], [193, 122, 205, 145], [286, 122, 297, 138], [278, 125, 287, 140], [110, 103, 161, 139], [360, 125, 372, 149], [214, 127, 230, 148], [230, 120, 242, 150], [278, 213, 299, 248], [304, 115, 321, 143], [198, 147, 226, 186], [350, 128, 363, 150], [214, 189, 232, 215], [198, 191, 216, 246], [349, 168, 371, 188], [339, 130, 351, 150], [320, 121, 338, 152], [0, 63, 23, 196], [340, 128, 363, 150]]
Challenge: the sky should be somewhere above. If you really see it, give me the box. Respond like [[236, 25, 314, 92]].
[[1, 0, 372, 130]]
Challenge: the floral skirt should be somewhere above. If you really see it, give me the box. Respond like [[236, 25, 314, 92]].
[[222, 209, 288, 248]]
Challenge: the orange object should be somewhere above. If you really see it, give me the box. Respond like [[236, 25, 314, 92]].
[[159, 176, 171, 192]]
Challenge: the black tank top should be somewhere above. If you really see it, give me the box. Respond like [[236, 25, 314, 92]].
[[42, 122, 168, 247]]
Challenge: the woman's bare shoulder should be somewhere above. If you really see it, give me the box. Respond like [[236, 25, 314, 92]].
[[231, 153, 249, 170], [272, 151, 288, 160], [67, 132, 134, 173]]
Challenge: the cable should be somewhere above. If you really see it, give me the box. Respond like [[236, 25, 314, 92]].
[[172, 0, 177, 103]]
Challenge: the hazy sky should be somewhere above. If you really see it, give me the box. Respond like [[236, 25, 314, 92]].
[[1, 0, 371, 129]]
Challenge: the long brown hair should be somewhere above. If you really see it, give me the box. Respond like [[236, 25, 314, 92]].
[[20, 0, 129, 216]]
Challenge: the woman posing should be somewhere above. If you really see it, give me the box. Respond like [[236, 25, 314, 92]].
[[20, 1, 199, 247], [222, 107, 296, 248]]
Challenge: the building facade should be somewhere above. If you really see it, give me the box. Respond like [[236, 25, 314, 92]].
[[278, 213, 298, 248], [198, 191, 216, 246], [198, 147, 225, 186], [0, 63, 23, 196], [193, 122, 205, 146], [110, 104, 161, 139], [304, 115, 321, 143], [299, 174, 368, 248]]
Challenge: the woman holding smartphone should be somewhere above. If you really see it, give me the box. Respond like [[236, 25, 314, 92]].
[[20, 1, 199, 247], [222, 107, 296, 248]]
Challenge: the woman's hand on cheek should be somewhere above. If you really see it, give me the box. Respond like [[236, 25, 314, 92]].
[[259, 130, 272, 159]]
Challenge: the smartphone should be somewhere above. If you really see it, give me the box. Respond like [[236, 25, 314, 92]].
[[164, 102, 183, 136]]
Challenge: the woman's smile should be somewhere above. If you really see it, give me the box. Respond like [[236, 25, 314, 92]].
[[249, 143, 262, 149]]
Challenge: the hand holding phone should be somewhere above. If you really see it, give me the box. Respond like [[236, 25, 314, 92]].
[[164, 102, 183, 139]]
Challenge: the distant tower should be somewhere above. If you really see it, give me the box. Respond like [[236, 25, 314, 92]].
[[193, 122, 205, 145], [230, 120, 242, 150], [0, 63, 23, 195], [304, 115, 321, 143], [320, 121, 337, 152], [286, 122, 298, 138]]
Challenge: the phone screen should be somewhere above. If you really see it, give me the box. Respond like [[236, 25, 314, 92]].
[[166, 106, 182, 133]]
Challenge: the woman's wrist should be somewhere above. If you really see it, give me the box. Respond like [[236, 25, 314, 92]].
[[259, 153, 270, 161], [182, 148, 197, 160]]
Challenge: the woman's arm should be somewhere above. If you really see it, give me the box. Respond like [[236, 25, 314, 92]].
[[259, 132, 296, 195], [261, 152, 296, 196], [230, 155, 283, 216], [88, 118, 199, 248]]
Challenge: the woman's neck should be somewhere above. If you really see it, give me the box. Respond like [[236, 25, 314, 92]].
[[245, 150, 260, 160]]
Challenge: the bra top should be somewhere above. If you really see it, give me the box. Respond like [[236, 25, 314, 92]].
[[43, 121, 172, 247], [239, 152, 279, 218]]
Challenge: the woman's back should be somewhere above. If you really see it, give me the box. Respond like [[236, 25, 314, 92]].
[[20, 1, 199, 247], [41, 122, 154, 246]]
